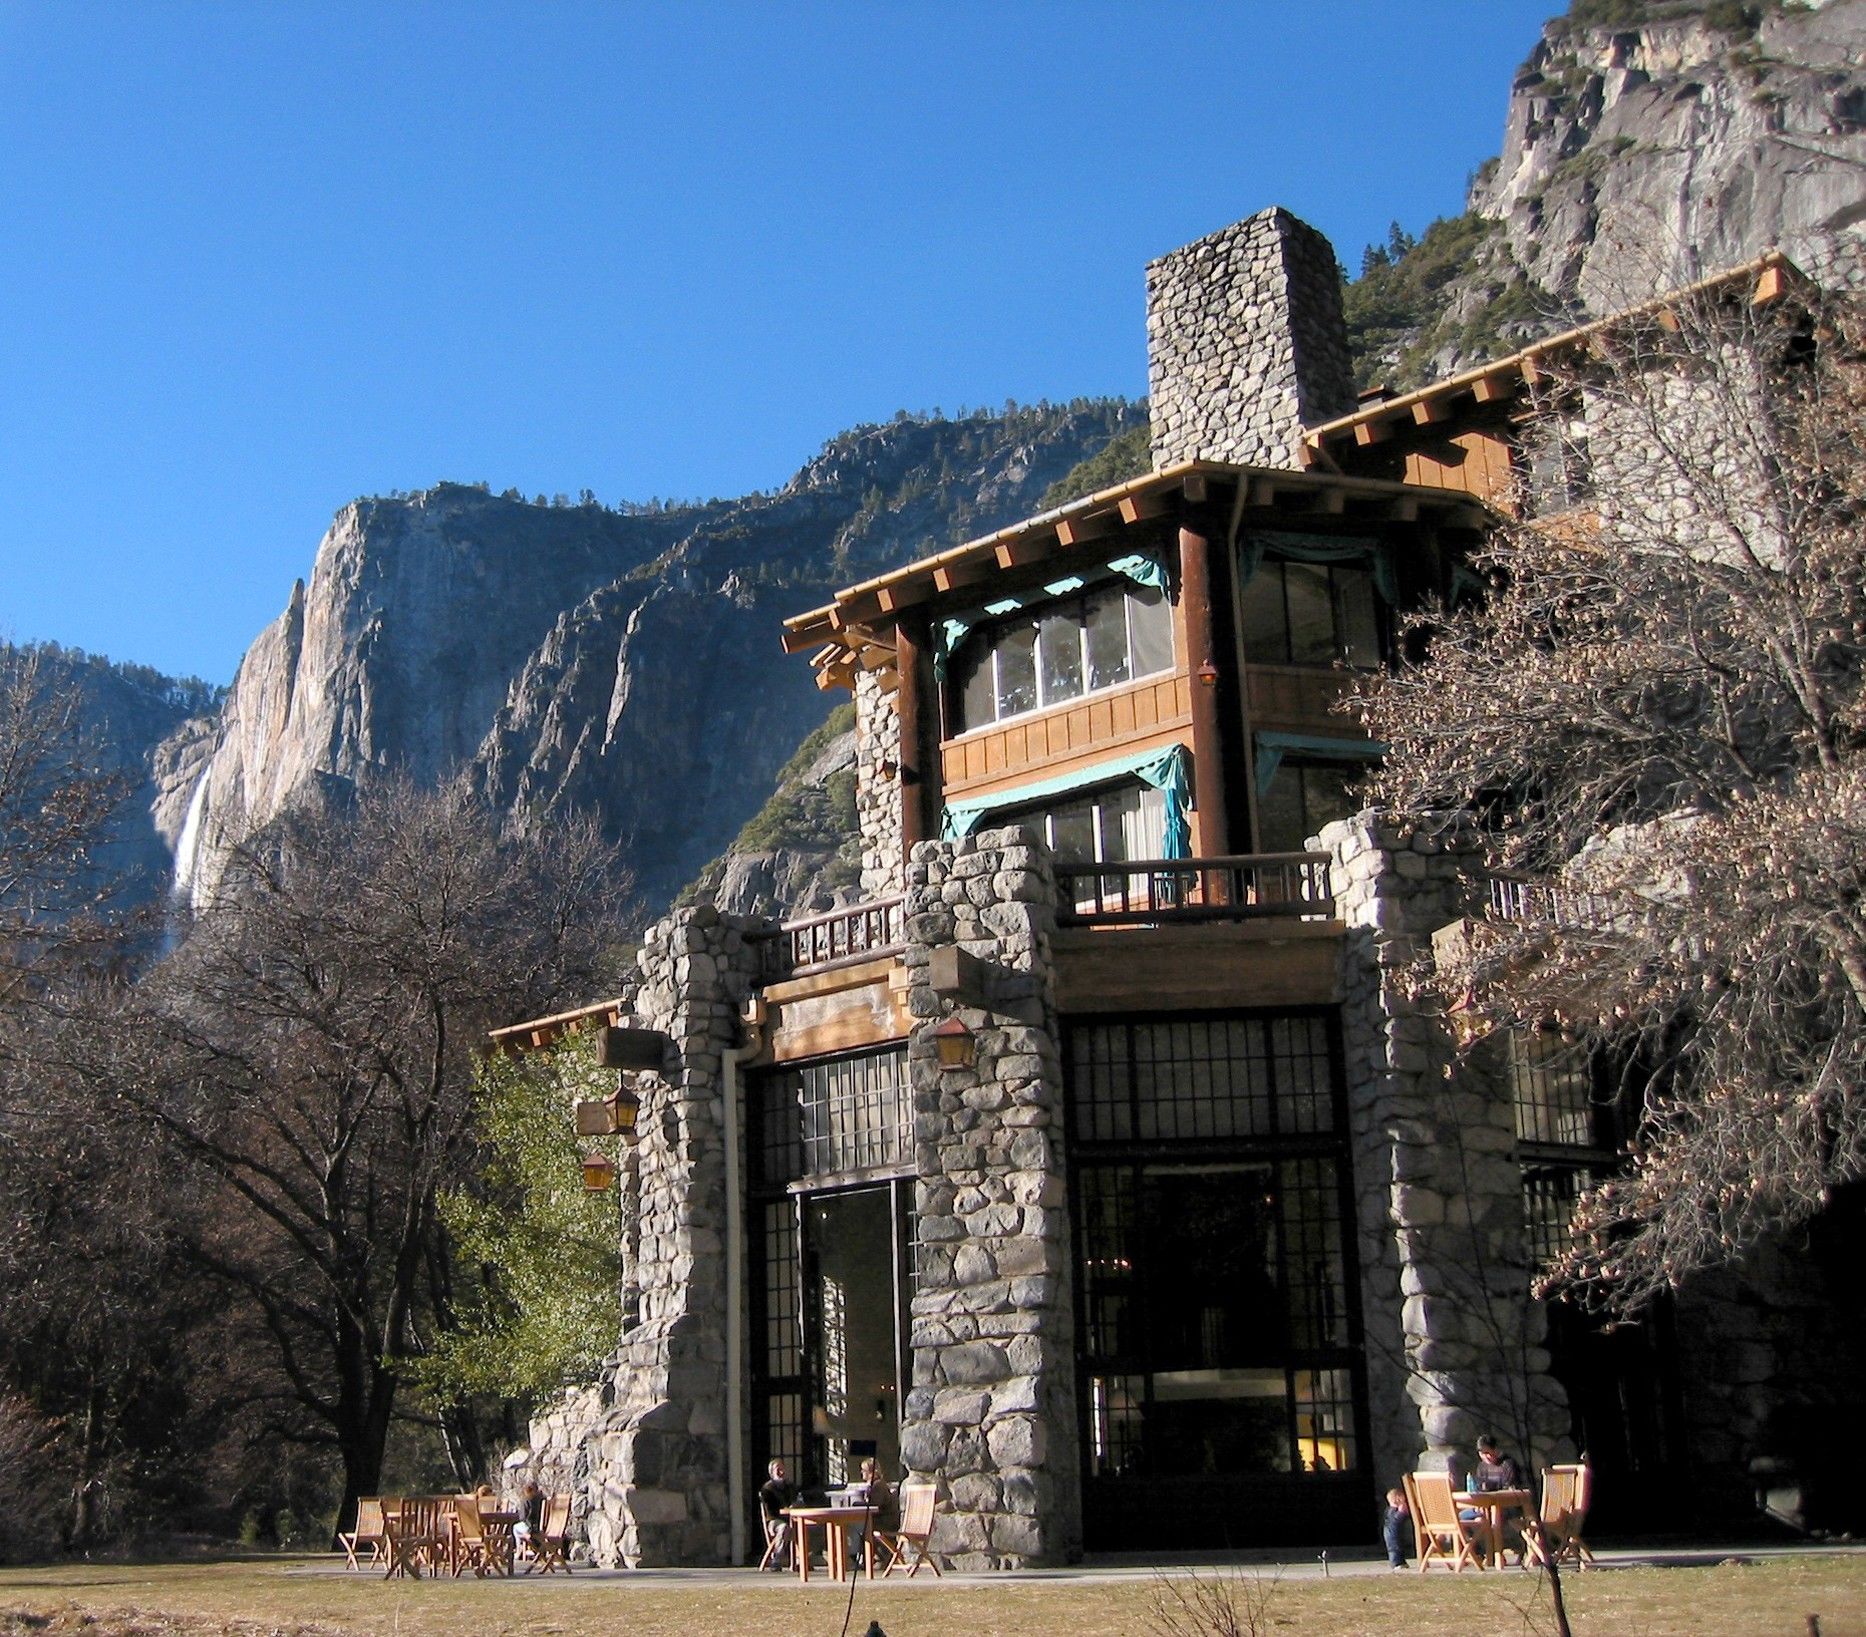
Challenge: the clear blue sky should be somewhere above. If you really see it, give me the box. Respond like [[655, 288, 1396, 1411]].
[[0, 1, 1556, 684]]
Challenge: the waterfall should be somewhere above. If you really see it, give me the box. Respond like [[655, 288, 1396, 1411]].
[[169, 767, 211, 911]]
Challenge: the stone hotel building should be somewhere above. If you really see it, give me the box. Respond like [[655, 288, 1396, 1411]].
[[501, 208, 1860, 1568]]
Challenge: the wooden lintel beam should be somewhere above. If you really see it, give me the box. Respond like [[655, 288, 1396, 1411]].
[[932, 559, 993, 594], [875, 581, 931, 615], [1412, 395, 1454, 427], [1055, 513, 1119, 548], [1354, 417, 1393, 447], [1118, 492, 1169, 526], [1317, 488, 1347, 515], [856, 645, 894, 672]]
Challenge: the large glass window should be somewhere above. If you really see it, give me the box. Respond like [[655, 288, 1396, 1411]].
[[1000, 779, 1166, 868], [756, 1048, 912, 1185], [1258, 760, 1363, 853], [1070, 1012, 1361, 1483], [1239, 558, 1383, 668], [949, 580, 1173, 732]]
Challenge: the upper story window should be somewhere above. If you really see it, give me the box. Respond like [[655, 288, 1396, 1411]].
[[1238, 558, 1383, 669], [949, 580, 1173, 734]]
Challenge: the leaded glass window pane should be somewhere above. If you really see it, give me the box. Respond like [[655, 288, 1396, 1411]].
[[1129, 586, 1174, 677], [1086, 585, 1132, 690], [1038, 606, 1084, 704]]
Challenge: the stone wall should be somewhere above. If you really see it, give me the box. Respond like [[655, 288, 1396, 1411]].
[[1146, 207, 1358, 472], [853, 668, 905, 899], [565, 904, 766, 1567], [897, 827, 1082, 1569], [1322, 812, 1573, 1488]]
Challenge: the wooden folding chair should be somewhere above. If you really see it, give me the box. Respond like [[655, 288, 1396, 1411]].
[[1530, 1463, 1596, 1569], [1405, 1471, 1481, 1573], [452, 1495, 493, 1577], [339, 1497, 386, 1569], [757, 1512, 790, 1571], [874, 1482, 941, 1578], [382, 1498, 447, 1579], [528, 1493, 574, 1573]]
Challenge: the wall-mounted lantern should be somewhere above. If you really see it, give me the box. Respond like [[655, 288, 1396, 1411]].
[[932, 1015, 976, 1071], [1196, 659, 1220, 687], [575, 1080, 643, 1138], [581, 1152, 618, 1192]]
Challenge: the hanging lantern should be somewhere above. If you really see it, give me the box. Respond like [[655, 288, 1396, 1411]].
[[581, 1151, 618, 1192]]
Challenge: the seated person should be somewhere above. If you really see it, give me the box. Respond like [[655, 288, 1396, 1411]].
[[513, 1480, 544, 1554], [846, 1456, 898, 1567], [758, 1457, 797, 1569], [1462, 1434, 1529, 1562]]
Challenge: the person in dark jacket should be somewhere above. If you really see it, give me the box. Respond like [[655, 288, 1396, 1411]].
[[758, 1457, 797, 1570]]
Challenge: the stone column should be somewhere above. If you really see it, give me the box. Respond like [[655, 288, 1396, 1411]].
[[574, 904, 766, 1567], [896, 827, 1081, 1569], [853, 668, 906, 899], [1321, 813, 1572, 1487]]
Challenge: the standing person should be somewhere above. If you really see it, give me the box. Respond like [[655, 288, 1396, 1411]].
[[1382, 1484, 1412, 1569], [759, 1457, 798, 1570]]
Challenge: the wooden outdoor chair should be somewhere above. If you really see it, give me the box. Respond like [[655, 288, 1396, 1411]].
[[1405, 1471, 1481, 1573], [874, 1481, 941, 1578], [528, 1492, 574, 1574], [1530, 1463, 1596, 1569], [339, 1497, 387, 1570], [757, 1510, 790, 1571], [451, 1494, 496, 1577], [382, 1496, 449, 1579]]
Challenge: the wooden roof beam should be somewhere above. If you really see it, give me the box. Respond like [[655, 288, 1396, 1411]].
[[1353, 416, 1393, 447], [1471, 366, 1521, 404], [782, 621, 833, 655], [1118, 491, 1169, 526], [875, 581, 931, 615], [1055, 513, 1120, 549], [1411, 395, 1454, 426], [995, 533, 1055, 570], [933, 559, 994, 594]]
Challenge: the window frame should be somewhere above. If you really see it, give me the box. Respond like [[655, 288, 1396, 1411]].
[[946, 579, 1175, 736], [1237, 556, 1387, 671]]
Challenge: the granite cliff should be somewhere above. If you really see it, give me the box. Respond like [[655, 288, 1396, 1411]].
[[1346, 0, 1865, 388], [159, 404, 1141, 915]]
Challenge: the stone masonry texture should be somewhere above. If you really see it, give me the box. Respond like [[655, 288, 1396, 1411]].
[[1147, 207, 1358, 471], [1321, 812, 1573, 1487], [898, 827, 1082, 1569]]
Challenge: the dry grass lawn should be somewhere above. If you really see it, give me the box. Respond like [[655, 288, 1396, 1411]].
[[0, 1554, 1863, 1637]]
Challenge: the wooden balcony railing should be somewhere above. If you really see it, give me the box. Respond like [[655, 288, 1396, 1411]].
[[1054, 853, 1335, 927], [760, 895, 906, 979], [1483, 874, 1623, 932]]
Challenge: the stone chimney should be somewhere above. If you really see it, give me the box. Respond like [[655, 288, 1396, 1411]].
[[1145, 206, 1357, 471]]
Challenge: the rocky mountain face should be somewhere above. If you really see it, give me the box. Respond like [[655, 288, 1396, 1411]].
[[159, 404, 1142, 915], [1347, 0, 1865, 388], [3, 644, 222, 910]]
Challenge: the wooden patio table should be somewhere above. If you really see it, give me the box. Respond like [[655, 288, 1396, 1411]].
[[782, 1504, 877, 1583], [1454, 1487, 1532, 1568]]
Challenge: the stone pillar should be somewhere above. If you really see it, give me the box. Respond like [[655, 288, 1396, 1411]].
[[897, 827, 1081, 1569], [1146, 206, 1358, 471], [853, 668, 905, 899], [574, 904, 766, 1567], [1321, 812, 1572, 1488]]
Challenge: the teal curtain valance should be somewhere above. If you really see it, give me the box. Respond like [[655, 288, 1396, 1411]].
[[943, 741, 1192, 859], [1238, 531, 1397, 606], [934, 551, 1169, 678], [1253, 731, 1387, 800]]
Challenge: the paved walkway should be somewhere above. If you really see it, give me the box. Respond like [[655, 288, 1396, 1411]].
[[299, 1538, 1866, 1587]]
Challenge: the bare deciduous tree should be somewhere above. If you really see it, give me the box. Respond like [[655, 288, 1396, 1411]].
[[1359, 280, 1866, 1311], [49, 777, 627, 1526]]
